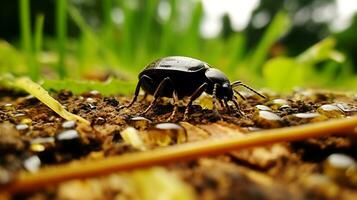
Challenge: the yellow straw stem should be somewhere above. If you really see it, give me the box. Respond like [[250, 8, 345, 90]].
[[1, 115, 357, 193], [14, 77, 90, 125]]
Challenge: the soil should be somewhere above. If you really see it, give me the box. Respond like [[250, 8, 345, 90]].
[[0, 88, 357, 200]]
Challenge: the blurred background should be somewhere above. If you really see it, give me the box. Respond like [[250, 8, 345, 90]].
[[0, 0, 357, 94]]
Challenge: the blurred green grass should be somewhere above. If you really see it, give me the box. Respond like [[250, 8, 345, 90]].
[[1, 0, 356, 95]]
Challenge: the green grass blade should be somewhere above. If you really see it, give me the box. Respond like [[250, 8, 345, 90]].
[[182, 1, 203, 56], [19, 0, 31, 54], [249, 11, 290, 73], [102, 0, 113, 30], [159, 0, 177, 55], [19, 0, 37, 79], [56, 0, 68, 78], [33, 14, 45, 80]]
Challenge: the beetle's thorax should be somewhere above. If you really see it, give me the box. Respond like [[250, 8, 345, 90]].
[[205, 68, 233, 100]]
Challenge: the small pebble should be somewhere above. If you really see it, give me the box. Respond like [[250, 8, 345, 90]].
[[268, 99, 290, 110], [278, 104, 291, 110], [146, 123, 187, 147], [62, 120, 76, 129], [23, 155, 41, 173], [94, 117, 106, 125], [324, 153, 357, 187], [255, 111, 282, 128], [2, 103, 14, 111], [0, 168, 12, 185], [317, 104, 344, 118], [287, 112, 328, 124], [326, 153, 355, 169], [30, 137, 55, 152], [14, 113, 26, 120], [104, 97, 119, 107], [336, 103, 357, 115], [30, 144, 45, 152], [259, 111, 282, 121], [86, 98, 96, 103], [89, 90, 100, 96], [129, 116, 152, 130], [88, 103, 96, 109], [294, 113, 321, 119], [120, 127, 146, 150], [16, 124, 29, 131], [20, 118, 32, 125], [255, 105, 271, 111], [56, 130, 79, 141], [272, 99, 289, 105]]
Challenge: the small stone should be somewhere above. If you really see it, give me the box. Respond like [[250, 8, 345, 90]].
[[94, 117, 106, 125], [56, 130, 79, 141], [278, 104, 291, 110], [120, 127, 146, 150], [86, 98, 96, 103], [30, 137, 55, 153], [254, 111, 282, 128], [62, 120, 76, 129], [31, 137, 55, 144], [324, 153, 357, 187], [317, 104, 344, 118], [326, 153, 355, 170], [259, 111, 282, 120], [294, 113, 321, 119], [23, 155, 41, 173], [272, 99, 289, 105], [16, 124, 29, 131], [255, 105, 271, 111], [89, 90, 100, 96], [128, 116, 152, 130], [88, 103, 96, 109], [30, 144, 45, 152], [336, 103, 357, 115], [20, 118, 32, 125], [0, 167, 12, 185], [14, 113, 26, 120], [146, 123, 187, 147], [2, 103, 14, 111], [104, 97, 119, 107], [267, 99, 290, 110]]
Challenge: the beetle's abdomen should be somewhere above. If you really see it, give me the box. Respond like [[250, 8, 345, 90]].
[[140, 69, 206, 99]]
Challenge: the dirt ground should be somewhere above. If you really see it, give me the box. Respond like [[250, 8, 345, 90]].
[[0, 88, 357, 200]]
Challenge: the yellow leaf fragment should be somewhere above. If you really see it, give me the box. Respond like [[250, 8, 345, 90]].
[[14, 77, 90, 125]]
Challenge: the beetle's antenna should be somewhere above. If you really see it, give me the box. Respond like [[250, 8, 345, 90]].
[[233, 89, 246, 100], [231, 81, 266, 99]]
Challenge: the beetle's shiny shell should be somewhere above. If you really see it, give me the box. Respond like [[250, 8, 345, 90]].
[[139, 56, 211, 98], [141, 56, 209, 74]]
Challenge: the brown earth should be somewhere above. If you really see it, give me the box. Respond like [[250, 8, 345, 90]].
[[0, 88, 357, 200]]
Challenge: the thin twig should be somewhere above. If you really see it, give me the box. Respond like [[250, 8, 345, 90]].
[[1, 116, 357, 193]]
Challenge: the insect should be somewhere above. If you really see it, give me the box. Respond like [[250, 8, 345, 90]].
[[123, 56, 265, 120]]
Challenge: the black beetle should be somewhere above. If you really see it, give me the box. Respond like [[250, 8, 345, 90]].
[[123, 56, 265, 120]]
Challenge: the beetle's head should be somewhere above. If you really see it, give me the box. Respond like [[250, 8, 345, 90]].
[[205, 68, 233, 100]]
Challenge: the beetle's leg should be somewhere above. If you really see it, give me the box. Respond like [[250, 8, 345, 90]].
[[219, 100, 225, 109], [141, 77, 171, 115], [231, 81, 266, 99], [233, 89, 246, 100], [231, 98, 244, 116], [183, 83, 208, 121], [224, 100, 231, 113], [122, 75, 153, 109], [167, 90, 179, 121], [211, 84, 221, 118]]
